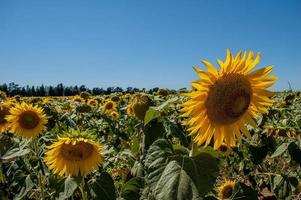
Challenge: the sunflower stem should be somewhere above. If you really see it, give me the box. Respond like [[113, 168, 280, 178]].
[[32, 138, 45, 200], [189, 142, 199, 157], [38, 173, 45, 200], [80, 176, 87, 200]]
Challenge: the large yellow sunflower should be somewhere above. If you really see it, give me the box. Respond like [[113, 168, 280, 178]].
[[44, 136, 104, 177], [0, 102, 11, 133], [102, 101, 117, 114], [181, 50, 277, 149], [6, 102, 48, 138], [217, 179, 237, 199]]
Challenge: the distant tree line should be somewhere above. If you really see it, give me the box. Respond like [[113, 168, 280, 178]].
[[0, 82, 167, 97]]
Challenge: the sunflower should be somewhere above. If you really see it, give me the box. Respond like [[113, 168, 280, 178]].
[[102, 101, 117, 114], [217, 179, 236, 199], [6, 102, 48, 138], [126, 103, 134, 116], [131, 94, 153, 120], [110, 111, 120, 120], [0, 102, 11, 133], [44, 134, 104, 177], [87, 98, 98, 107], [0, 91, 7, 102], [73, 95, 84, 104], [181, 50, 277, 149]]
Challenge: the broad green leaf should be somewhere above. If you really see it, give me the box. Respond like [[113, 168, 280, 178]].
[[156, 96, 179, 111], [1, 140, 31, 161], [273, 175, 297, 199], [88, 172, 116, 200], [57, 176, 78, 200], [144, 108, 161, 125], [165, 121, 189, 146], [288, 142, 301, 165], [248, 145, 269, 165], [13, 175, 34, 200], [270, 142, 290, 158], [145, 139, 219, 199], [142, 121, 165, 152], [144, 139, 174, 193], [232, 182, 258, 200], [121, 177, 145, 200]]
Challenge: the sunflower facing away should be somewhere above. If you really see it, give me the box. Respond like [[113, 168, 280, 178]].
[[44, 133, 104, 177], [0, 102, 11, 133], [6, 102, 48, 138], [217, 179, 237, 199], [181, 50, 277, 149]]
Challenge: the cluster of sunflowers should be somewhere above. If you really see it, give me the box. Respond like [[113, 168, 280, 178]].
[[0, 50, 300, 200]]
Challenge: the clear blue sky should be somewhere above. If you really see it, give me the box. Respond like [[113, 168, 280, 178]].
[[0, 0, 300, 90]]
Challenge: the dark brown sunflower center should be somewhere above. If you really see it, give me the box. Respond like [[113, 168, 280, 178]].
[[205, 74, 252, 125], [105, 103, 113, 110], [18, 111, 40, 129], [0, 107, 10, 124], [221, 185, 234, 198], [61, 141, 94, 161], [218, 145, 229, 152]]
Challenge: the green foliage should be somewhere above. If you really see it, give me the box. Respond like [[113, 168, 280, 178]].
[[57, 176, 79, 200], [144, 139, 220, 199], [88, 172, 116, 200], [0, 91, 300, 200], [121, 177, 145, 200]]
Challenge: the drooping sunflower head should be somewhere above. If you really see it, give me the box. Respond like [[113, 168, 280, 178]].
[[156, 88, 169, 97], [44, 130, 104, 177], [102, 101, 117, 114], [0, 102, 11, 133], [76, 104, 92, 113], [131, 94, 153, 120], [217, 179, 237, 199], [80, 91, 91, 100], [181, 50, 277, 149], [111, 96, 120, 102], [6, 102, 48, 138]]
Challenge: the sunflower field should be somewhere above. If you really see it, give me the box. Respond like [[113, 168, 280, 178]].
[[0, 51, 300, 200]]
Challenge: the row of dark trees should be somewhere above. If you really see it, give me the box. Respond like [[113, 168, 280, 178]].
[[0, 83, 168, 97]]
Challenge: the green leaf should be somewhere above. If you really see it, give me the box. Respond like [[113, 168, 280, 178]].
[[1, 140, 31, 161], [156, 96, 179, 111], [144, 97, 179, 125], [144, 139, 219, 199], [13, 175, 34, 200], [144, 139, 174, 193], [142, 121, 165, 152], [270, 142, 290, 158], [273, 175, 296, 199], [288, 142, 301, 165], [248, 145, 269, 165], [165, 121, 189, 146], [121, 177, 145, 200], [130, 135, 140, 156], [144, 108, 161, 125], [57, 176, 78, 200], [232, 182, 258, 200], [88, 172, 116, 200]]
